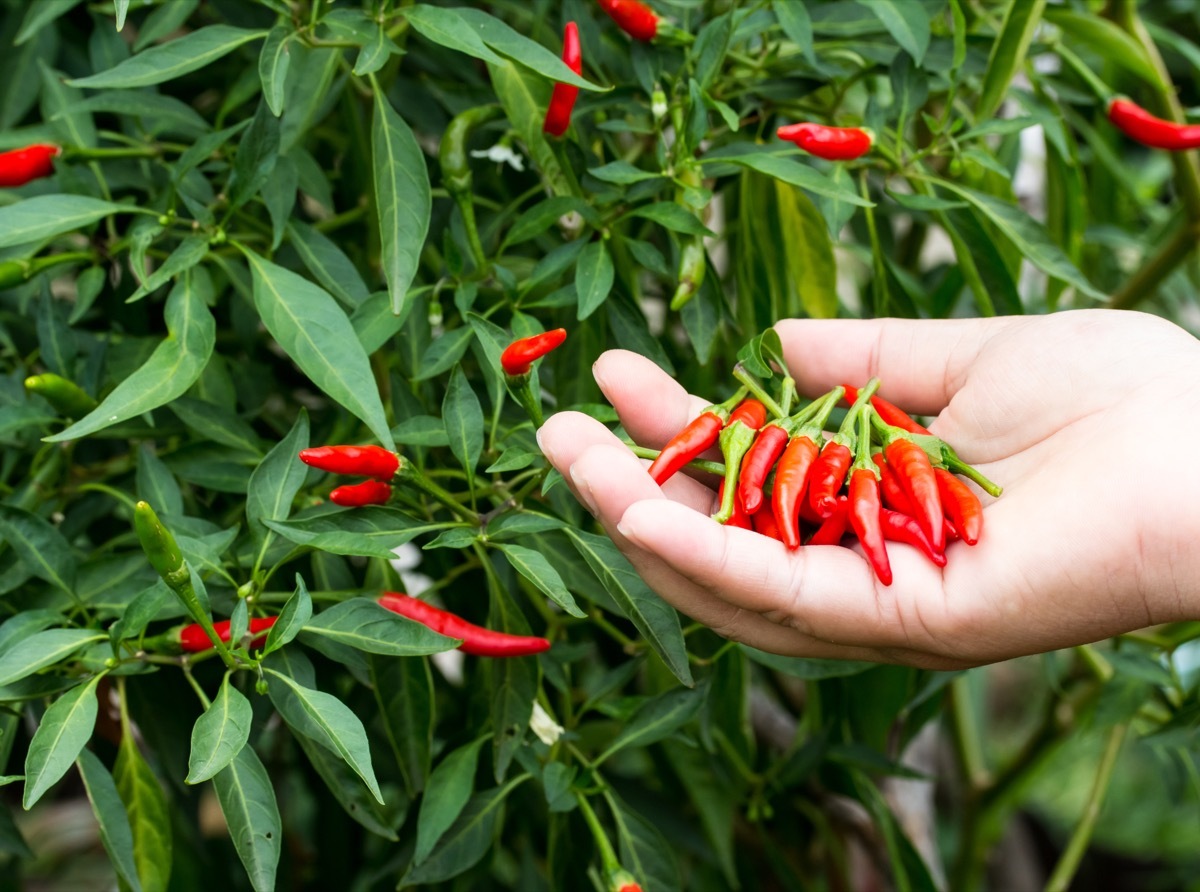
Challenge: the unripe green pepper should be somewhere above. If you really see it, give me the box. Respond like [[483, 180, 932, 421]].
[[25, 373, 98, 418], [0, 260, 27, 289]]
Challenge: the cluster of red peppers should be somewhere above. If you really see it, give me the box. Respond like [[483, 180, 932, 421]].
[[649, 376, 1001, 585]]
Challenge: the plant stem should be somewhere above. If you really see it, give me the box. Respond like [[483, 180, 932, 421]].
[[949, 675, 990, 791], [1106, 221, 1196, 310], [575, 791, 622, 873], [732, 365, 785, 418], [626, 445, 725, 477], [1043, 723, 1128, 892]]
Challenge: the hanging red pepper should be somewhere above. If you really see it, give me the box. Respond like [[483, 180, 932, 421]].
[[544, 22, 582, 137], [770, 388, 845, 548], [718, 480, 752, 530], [647, 387, 748, 485], [712, 399, 767, 523], [934, 468, 982, 545], [880, 509, 946, 567], [843, 384, 931, 436], [1107, 97, 1200, 151], [0, 143, 60, 188], [807, 495, 849, 546], [299, 444, 400, 481], [597, 0, 659, 42], [501, 328, 568, 377], [179, 617, 277, 653], [377, 593, 550, 657], [777, 123, 873, 161], [330, 479, 392, 507]]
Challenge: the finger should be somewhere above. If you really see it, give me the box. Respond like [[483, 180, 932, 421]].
[[776, 316, 1023, 415], [569, 445, 889, 661], [592, 349, 712, 449], [616, 498, 951, 652], [539, 412, 717, 514]]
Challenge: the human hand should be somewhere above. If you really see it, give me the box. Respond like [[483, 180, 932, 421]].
[[537, 310, 1200, 668]]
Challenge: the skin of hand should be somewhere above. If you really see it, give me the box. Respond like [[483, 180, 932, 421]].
[[537, 309, 1200, 669]]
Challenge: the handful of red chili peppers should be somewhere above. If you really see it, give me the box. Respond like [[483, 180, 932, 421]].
[[649, 373, 1001, 585]]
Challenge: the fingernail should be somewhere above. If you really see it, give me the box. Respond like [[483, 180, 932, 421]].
[[569, 465, 599, 516], [535, 427, 546, 454], [592, 360, 610, 396], [616, 517, 642, 546]]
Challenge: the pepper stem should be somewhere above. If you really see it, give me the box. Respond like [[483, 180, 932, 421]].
[[732, 365, 784, 418], [575, 792, 622, 874]]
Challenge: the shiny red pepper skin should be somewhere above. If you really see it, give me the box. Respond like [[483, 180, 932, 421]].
[[544, 22, 582, 137], [873, 453, 915, 515], [807, 495, 849, 546], [880, 509, 946, 567], [0, 143, 60, 187], [935, 468, 982, 545], [738, 424, 789, 514], [844, 385, 931, 436], [772, 435, 819, 549], [299, 445, 400, 480], [1108, 98, 1200, 151], [377, 592, 550, 657], [597, 0, 658, 41], [180, 616, 278, 653], [848, 470, 892, 585], [330, 479, 392, 507], [647, 411, 724, 485], [777, 123, 873, 161], [501, 328, 568, 376], [806, 441, 853, 519], [884, 438, 944, 551], [752, 503, 784, 541], [718, 480, 752, 530]]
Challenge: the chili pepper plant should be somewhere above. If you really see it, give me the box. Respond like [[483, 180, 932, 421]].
[[3, 1, 1200, 889]]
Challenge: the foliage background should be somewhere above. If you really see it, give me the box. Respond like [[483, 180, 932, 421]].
[[3, 0, 1200, 889]]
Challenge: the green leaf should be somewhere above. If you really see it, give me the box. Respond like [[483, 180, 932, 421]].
[[371, 654, 434, 797], [715, 154, 872, 205], [451, 7, 604, 91], [575, 241, 615, 320], [1043, 8, 1163, 90], [24, 675, 101, 809], [858, 0, 929, 65], [776, 182, 838, 318], [414, 736, 486, 864], [496, 544, 583, 617], [774, 1, 815, 63], [258, 24, 293, 116], [48, 268, 216, 441], [303, 598, 460, 655], [402, 5, 504, 66], [126, 235, 209, 303], [135, 0, 199, 51], [487, 59, 566, 197], [263, 507, 444, 559], [443, 366, 483, 487], [0, 506, 77, 595], [402, 777, 528, 885], [288, 221, 370, 308], [372, 88, 431, 317], [610, 791, 683, 892], [227, 101, 280, 211], [264, 668, 384, 803], [976, 0, 1046, 123], [567, 530, 693, 686], [115, 725, 172, 892], [0, 629, 105, 687], [740, 645, 875, 678], [263, 575, 313, 657], [0, 195, 128, 249], [241, 248, 394, 450], [68, 25, 267, 88], [624, 202, 714, 237], [15, 0, 85, 45], [597, 687, 705, 763], [588, 161, 661, 184], [245, 409, 309, 545], [932, 179, 1105, 300], [212, 745, 281, 892], [77, 750, 142, 892], [61, 91, 209, 135], [186, 674, 253, 784]]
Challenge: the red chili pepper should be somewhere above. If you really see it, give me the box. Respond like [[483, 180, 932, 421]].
[[882, 437, 944, 552], [844, 384, 931, 436], [330, 479, 392, 507], [1107, 97, 1200, 151], [772, 435, 819, 549], [544, 22, 582, 137], [0, 143, 60, 187], [299, 444, 400, 480], [180, 617, 278, 653], [597, 0, 659, 42], [934, 468, 982, 546], [712, 399, 767, 523], [777, 123, 873, 161], [848, 469, 892, 585], [751, 502, 784, 541], [646, 389, 747, 485], [806, 441, 853, 519], [500, 328, 568, 376], [807, 495, 848, 546], [738, 424, 789, 514], [377, 592, 550, 657], [718, 480, 752, 530], [880, 509, 946, 567]]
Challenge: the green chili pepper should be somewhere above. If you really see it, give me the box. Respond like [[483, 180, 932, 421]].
[[439, 105, 502, 271], [25, 374, 98, 418]]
